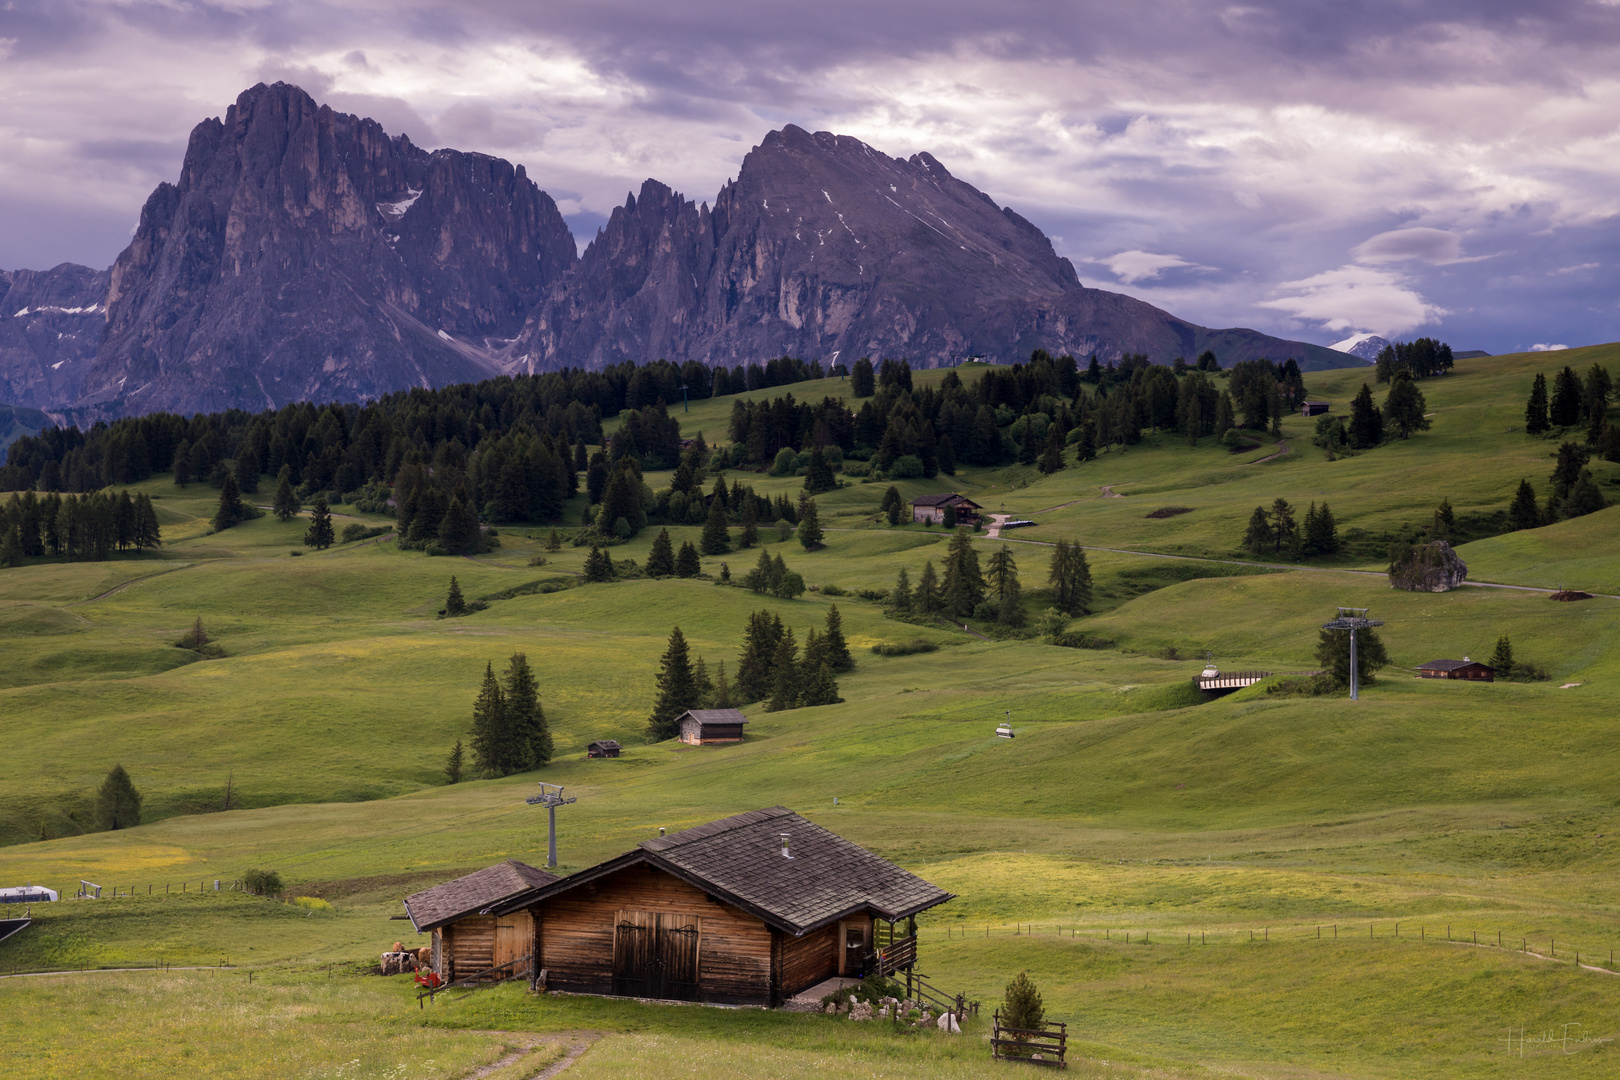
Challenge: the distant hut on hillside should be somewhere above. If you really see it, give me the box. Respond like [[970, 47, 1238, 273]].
[[1416, 658, 1495, 682], [676, 709, 748, 745], [1300, 401, 1330, 417], [910, 493, 981, 526], [587, 740, 622, 758]]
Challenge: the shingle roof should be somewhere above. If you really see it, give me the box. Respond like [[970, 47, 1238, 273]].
[[490, 807, 953, 935], [1418, 659, 1491, 671], [911, 492, 980, 508], [588, 739, 623, 749], [403, 859, 559, 932], [677, 708, 748, 726]]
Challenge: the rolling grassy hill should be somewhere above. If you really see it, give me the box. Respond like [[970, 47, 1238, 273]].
[[2, 346, 1618, 1079]]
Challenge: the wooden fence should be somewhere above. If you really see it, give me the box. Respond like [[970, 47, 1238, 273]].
[[991, 1011, 1067, 1067]]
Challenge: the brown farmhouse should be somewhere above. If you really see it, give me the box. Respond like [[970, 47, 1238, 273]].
[[481, 806, 953, 1006], [1416, 658, 1495, 681], [403, 859, 559, 981]]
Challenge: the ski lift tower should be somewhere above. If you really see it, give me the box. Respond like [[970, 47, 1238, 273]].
[[525, 783, 578, 869], [679, 384, 690, 413], [1321, 607, 1384, 701]]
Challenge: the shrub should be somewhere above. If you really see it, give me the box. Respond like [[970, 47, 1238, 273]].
[[289, 550, 303, 557], [242, 869, 283, 897], [871, 639, 939, 657], [841, 461, 871, 477], [820, 583, 847, 596], [1052, 631, 1115, 650], [339, 523, 389, 544], [891, 454, 925, 479]]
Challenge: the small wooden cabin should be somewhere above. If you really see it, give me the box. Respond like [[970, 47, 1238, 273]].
[[587, 740, 623, 758], [1300, 401, 1331, 417], [1416, 658, 1495, 681], [676, 708, 748, 745], [403, 859, 559, 980], [910, 493, 982, 526], [489, 806, 953, 1006]]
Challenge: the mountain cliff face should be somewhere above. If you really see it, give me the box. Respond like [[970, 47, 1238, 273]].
[[0, 263, 111, 411], [29, 85, 1350, 419], [77, 82, 576, 416], [517, 125, 1351, 374]]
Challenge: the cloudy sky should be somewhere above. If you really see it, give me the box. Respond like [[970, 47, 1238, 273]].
[[2, 0, 1617, 355]]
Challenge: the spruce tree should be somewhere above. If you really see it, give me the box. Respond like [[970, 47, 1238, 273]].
[[272, 470, 300, 522], [1301, 503, 1322, 556], [766, 628, 801, 712], [736, 611, 784, 703], [1525, 372, 1550, 434], [1037, 424, 1066, 474], [546, 527, 563, 552], [823, 605, 854, 671], [469, 662, 507, 775], [1431, 498, 1455, 541], [803, 446, 837, 494], [444, 739, 465, 784], [1348, 383, 1383, 449], [1270, 498, 1296, 553], [987, 544, 1023, 624], [647, 626, 700, 741], [800, 661, 843, 706], [136, 494, 163, 550], [212, 473, 245, 532], [675, 540, 702, 577], [583, 545, 615, 582], [94, 764, 143, 831], [1317, 502, 1339, 554], [438, 493, 479, 554], [1550, 365, 1584, 427], [1002, 971, 1045, 1032], [797, 498, 824, 549], [701, 498, 731, 554], [1243, 506, 1273, 555], [1489, 635, 1515, 680], [0, 524, 22, 569], [304, 498, 335, 549], [647, 528, 676, 576], [1315, 626, 1389, 689], [1383, 372, 1430, 439], [693, 656, 715, 706], [711, 660, 734, 708], [504, 652, 549, 769], [445, 576, 468, 616], [941, 529, 985, 617], [739, 500, 759, 548], [916, 560, 944, 613], [1506, 479, 1541, 532], [1076, 418, 1098, 461], [234, 453, 260, 495], [889, 566, 913, 612]]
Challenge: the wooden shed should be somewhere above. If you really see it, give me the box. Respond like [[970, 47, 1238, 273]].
[[1300, 401, 1331, 417], [910, 492, 982, 525], [676, 708, 748, 745], [489, 806, 953, 1006], [1416, 658, 1495, 681], [587, 740, 623, 758], [403, 859, 559, 981]]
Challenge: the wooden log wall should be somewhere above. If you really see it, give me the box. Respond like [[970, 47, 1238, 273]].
[[531, 862, 773, 1003], [778, 921, 840, 998], [444, 915, 495, 979]]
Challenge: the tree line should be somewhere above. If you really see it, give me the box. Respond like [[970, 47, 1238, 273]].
[[884, 531, 1094, 627], [1523, 362, 1618, 461], [1241, 499, 1341, 559], [1, 488, 162, 566]]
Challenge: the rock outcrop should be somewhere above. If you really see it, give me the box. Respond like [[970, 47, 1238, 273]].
[[1389, 540, 1468, 592], [0, 263, 111, 411]]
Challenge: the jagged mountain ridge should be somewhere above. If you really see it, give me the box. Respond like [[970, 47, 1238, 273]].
[[77, 82, 576, 417], [0, 263, 111, 412], [517, 127, 1351, 374], [15, 83, 1354, 419]]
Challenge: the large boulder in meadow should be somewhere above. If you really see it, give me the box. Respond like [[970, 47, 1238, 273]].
[[1390, 541, 1468, 592]]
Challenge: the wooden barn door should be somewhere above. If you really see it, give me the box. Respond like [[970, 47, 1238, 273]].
[[494, 913, 528, 974], [613, 911, 700, 1000]]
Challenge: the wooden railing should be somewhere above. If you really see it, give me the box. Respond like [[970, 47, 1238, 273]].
[[871, 935, 916, 976], [417, 953, 531, 1007], [991, 1011, 1067, 1068], [904, 969, 976, 1021]]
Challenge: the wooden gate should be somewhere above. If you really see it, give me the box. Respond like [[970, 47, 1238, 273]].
[[613, 911, 701, 1000]]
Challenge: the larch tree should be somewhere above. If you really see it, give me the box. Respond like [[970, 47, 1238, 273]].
[[647, 528, 676, 576], [94, 764, 143, 831], [916, 560, 944, 613], [797, 498, 824, 550], [766, 628, 801, 712], [1525, 373, 1551, 435], [822, 605, 854, 671], [941, 530, 985, 617], [444, 740, 465, 784], [1490, 635, 1516, 679], [1037, 424, 1067, 474], [1383, 372, 1431, 439], [212, 473, 246, 532], [646, 626, 699, 741], [701, 498, 731, 555], [986, 544, 1024, 625], [469, 663, 507, 776], [504, 652, 550, 769], [1348, 383, 1384, 449], [272, 469, 300, 521], [1243, 506, 1273, 555], [889, 566, 914, 613], [675, 540, 702, 577]]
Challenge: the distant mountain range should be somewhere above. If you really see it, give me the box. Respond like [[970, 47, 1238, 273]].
[[2, 83, 1359, 420]]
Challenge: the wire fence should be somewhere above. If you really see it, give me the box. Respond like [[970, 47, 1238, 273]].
[[921, 920, 1620, 975]]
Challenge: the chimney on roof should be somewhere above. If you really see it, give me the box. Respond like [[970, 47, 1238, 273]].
[[780, 833, 793, 859], [658, 827, 666, 837]]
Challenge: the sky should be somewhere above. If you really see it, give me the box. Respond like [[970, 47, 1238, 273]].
[[1, 0, 1617, 356]]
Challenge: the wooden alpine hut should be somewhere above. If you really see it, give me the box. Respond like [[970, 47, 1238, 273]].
[[488, 806, 954, 1006], [909, 492, 982, 526], [1416, 658, 1495, 682], [403, 859, 559, 981], [676, 708, 748, 745], [587, 740, 623, 758]]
